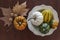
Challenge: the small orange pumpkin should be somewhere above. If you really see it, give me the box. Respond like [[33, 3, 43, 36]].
[[14, 16, 27, 31]]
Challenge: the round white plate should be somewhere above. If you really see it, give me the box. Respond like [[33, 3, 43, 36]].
[[27, 5, 59, 37]]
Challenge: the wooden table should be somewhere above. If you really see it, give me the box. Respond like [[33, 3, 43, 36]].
[[0, 0, 60, 40]]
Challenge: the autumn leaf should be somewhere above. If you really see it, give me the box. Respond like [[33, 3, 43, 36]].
[[0, 7, 13, 26], [0, 1, 29, 27], [12, 1, 29, 16], [0, 7, 12, 17]]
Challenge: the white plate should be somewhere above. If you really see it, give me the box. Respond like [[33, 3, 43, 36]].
[[27, 5, 59, 37]]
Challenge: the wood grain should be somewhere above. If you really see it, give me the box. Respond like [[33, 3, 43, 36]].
[[0, 0, 60, 40]]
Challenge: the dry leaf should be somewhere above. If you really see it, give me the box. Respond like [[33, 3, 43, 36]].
[[0, 1, 29, 27], [0, 7, 12, 17], [0, 17, 12, 26], [0, 7, 12, 26], [12, 1, 29, 16]]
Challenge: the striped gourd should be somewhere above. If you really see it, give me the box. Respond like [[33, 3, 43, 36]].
[[42, 9, 53, 23]]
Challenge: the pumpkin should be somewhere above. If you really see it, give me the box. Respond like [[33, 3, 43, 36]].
[[39, 23, 50, 34], [13, 16, 27, 31], [30, 11, 43, 26], [42, 9, 53, 23], [51, 20, 58, 29]]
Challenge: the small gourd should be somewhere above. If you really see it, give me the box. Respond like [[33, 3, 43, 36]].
[[14, 16, 27, 31], [52, 20, 58, 29], [30, 11, 43, 26], [42, 9, 53, 23], [39, 23, 50, 34]]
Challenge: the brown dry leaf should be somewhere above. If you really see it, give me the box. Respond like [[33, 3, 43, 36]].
[[12, 1, 29, 16], [0, 1, 29, 27], [0, 7, 12, 26], [0, 7, 12, 17]]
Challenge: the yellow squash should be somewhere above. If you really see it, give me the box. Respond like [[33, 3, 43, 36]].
[[42, 9, 53, 23]]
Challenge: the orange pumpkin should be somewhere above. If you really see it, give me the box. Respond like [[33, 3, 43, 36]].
[[14, 16, 27, 31]]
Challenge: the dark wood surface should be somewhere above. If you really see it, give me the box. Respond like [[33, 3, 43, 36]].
[[0, 0, 60, 40]]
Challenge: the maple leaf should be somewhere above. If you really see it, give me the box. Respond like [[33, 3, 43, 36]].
[[0, 7, 12, 17], [0, 7, 12, 26], [12, 1, 29, 16], [0, 1, 29, 27]]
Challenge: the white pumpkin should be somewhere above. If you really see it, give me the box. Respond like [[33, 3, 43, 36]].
[[30, 12, 43, 26]]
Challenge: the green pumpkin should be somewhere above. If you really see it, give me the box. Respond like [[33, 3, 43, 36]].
[[39, 23, 50, 34]]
